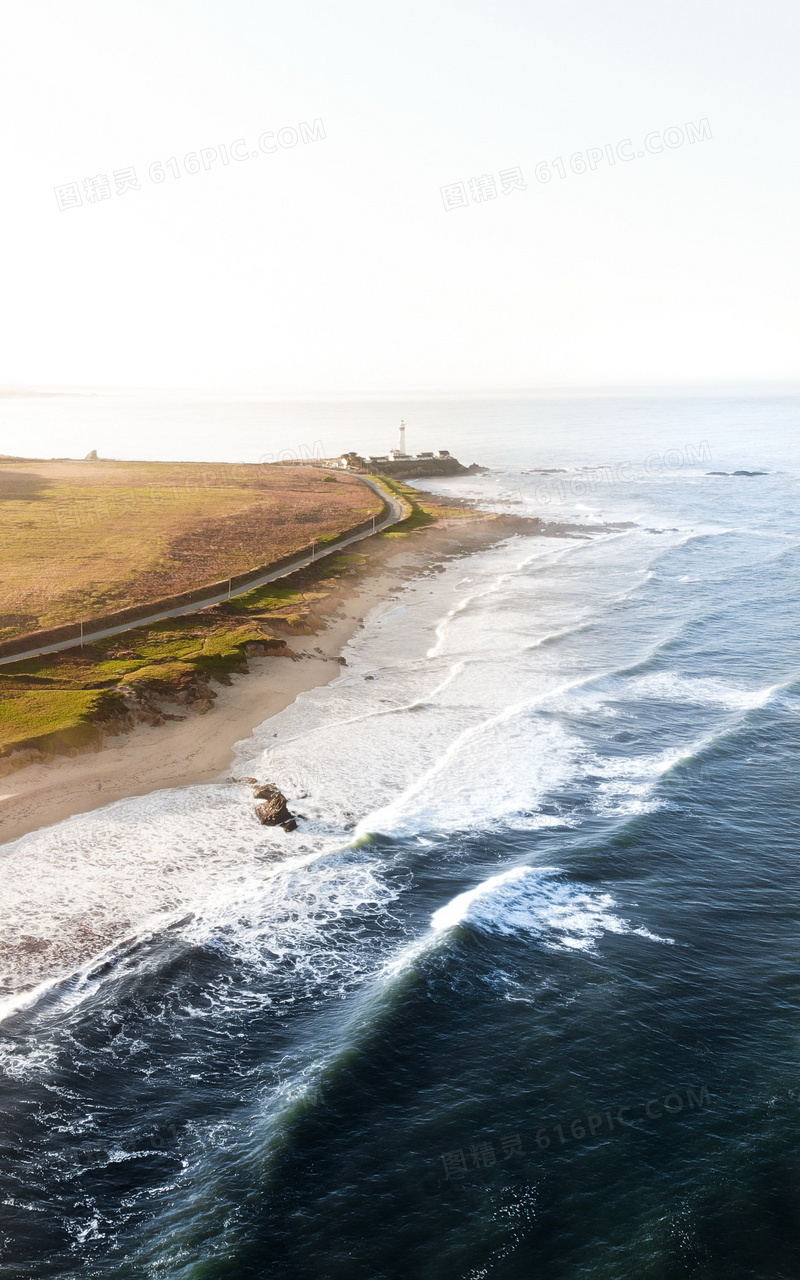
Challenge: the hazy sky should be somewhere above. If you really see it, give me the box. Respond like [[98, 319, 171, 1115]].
[[2, 1, 798, 394]]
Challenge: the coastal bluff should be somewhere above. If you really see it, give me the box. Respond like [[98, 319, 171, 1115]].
[[320, 454, 487, 480], [365, 456, 487, 480]]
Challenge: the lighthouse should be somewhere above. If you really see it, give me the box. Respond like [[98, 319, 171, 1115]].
[[398, 420, 406, 455]]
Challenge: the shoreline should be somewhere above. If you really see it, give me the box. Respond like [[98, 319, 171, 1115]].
[[0, 514, 535, 846]]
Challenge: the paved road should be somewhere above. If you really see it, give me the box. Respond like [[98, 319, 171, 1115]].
[[0, 474, 407, 667]]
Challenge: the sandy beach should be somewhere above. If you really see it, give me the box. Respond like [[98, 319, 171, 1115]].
[[0, 514, 531, 846]]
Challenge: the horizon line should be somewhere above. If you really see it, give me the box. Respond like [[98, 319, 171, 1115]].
[[2, 379, 800, 402]]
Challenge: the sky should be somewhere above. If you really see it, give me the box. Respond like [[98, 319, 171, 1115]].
[[1, 0, 798, 395]]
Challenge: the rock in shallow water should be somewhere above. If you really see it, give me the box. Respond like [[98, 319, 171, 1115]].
[[253, 783, 295, 827]]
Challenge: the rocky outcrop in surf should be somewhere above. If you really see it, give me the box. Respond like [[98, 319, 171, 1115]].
[[253, 783, 297, 831]]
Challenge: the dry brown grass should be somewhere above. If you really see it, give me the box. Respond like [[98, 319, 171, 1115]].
[[0, 460, 381, 638]]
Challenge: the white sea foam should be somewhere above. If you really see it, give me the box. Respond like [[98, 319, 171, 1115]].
[[431, 865, 674, 951], [624, 671, 777, 712], [355, 713, 580, 838], [0, 782, 351, 1005]]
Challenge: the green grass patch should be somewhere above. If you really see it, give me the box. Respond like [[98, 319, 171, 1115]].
[[197, 626, 264, 655], [117, 624, 268, 681], [0, 654, 145, 689], [0, 688, 113, 753], [322, 554, 367, 574], [190, 626, 268, 674], [127, 637, 202, 662], [124, 661, 197, 686], [374, 476, 435, 534], [225, 582, 306, 614]]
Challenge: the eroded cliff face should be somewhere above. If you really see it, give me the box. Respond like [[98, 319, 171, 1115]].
[[0, 639, 298, 775]]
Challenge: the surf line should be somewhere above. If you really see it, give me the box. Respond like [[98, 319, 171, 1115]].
[[353, 661, 651, 838]]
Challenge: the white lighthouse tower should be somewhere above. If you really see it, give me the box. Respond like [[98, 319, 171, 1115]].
[[398, 419, 406, 456]]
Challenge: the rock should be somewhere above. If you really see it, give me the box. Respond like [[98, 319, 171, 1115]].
[[84, 449, 98, 460], [256, 797, 291, 825], [336, 656, 347, 665], [281, 818, 298, 832], [120, 670, 217, 722], [245, 777, 258, 784], [244, 640, 293, 657], [266, 613, 316, 635], [254, 784, 294, 826], [253, 782, 280, 800]]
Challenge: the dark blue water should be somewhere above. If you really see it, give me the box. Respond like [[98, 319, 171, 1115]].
[[1, 394, 800, 1278]]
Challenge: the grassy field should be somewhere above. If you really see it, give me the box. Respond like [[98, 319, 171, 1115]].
[[0, 549, 372, 760], [0, 464, 477, 764], [0, 459, 381, 640]]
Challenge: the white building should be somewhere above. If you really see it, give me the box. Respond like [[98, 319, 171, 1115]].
[[387, 419, 411, 460]]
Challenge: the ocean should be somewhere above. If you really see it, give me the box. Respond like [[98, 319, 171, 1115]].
[[1, 392, 800, 1278]]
